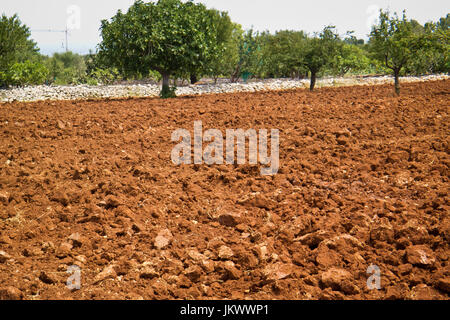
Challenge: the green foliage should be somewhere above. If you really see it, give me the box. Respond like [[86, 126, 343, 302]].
[[406, 17, 449, 74], [206, 12, 242, 81], [228, 29, 264, 82], [0, 14, 44, 87], [369, 10, 448, 94], [343, 32, 365, 46], [436, 14, 450, 30], [369, 10, 423, 94], [304, 26, 341, 73], [261, 30, 308, 78], [87, 68, 122, 85], [84, 50, 98, 76], [98, 0, 223, 96], [6, 60, 49, 86], [333, 43, 371, 75], [83, 50, 125, 85], [42, 51, 122, 86], [0, 14, 39, 70], [159, 85, 177, 99], [44, 51, 87, 85], [303, 26, 341, 90], [1, 9, 447, 92]]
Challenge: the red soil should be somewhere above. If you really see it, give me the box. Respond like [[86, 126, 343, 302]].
[[0, 80, 449, 300]]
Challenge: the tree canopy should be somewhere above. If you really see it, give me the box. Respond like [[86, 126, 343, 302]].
[[0, 6, 448, 94], [369, 9, 446, 94], [262, 30, 308, 79], [303, 26, 341, 91], [98, 0, 223, 97], [0, 14, 43, 86]]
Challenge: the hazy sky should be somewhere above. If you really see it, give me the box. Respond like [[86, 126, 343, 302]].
[[1, 0, 449, 55]]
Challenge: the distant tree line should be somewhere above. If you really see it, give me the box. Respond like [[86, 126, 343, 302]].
[[0, 0, 448, 97]]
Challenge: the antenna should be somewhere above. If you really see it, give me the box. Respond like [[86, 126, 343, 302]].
[[32, 27, 70, 52]]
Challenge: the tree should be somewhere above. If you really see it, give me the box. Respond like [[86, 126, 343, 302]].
[[343, 32, 365, 46], [44, 51, 87, 84], [262, 30, 308, 78], [303, 26, 341, 91], [418, 15, 450, 74], [187, 9, 237, 84], [405, 22, 448, 75], [217, 23, 243, 82], [0, 14, 42, 86], [334, 42, 371, 76], [229, 29, 264, 82], [98, 0, 221, 97], [436, 14, 450, 31], [434, 16, 450, 73], [369, 10, 429, 95], [7, 60, 49, 86], [206, 11, 242, 83]]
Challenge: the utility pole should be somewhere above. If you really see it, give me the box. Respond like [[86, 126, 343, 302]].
[[32, 27, 70, 52]]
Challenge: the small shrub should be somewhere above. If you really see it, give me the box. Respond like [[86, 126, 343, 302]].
[[88, 68, 121, 85], [160, 85, 177, 99], [86, 78, 98, 86], [6, 60, 48, 86]]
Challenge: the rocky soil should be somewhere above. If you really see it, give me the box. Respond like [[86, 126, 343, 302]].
[[0, 80, 449, 300]]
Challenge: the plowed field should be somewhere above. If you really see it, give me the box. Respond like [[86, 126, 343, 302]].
[[0, 80, 449, 300]]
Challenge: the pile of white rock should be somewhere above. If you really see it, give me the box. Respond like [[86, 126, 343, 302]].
[[0, 74, 448, 103]]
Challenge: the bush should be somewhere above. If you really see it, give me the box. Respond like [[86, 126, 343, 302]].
[[87, 68, 121, 85], [45, 51, 87, 85], [0, 14, 42, 87], [3, 60, 48, 87]]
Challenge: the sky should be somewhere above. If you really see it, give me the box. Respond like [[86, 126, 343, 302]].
[[1, 0, 449, 55]]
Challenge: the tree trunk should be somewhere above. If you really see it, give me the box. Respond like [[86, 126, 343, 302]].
[[162, 72, 170, 92], [310, 71, 317, 91], [394, 70, 400, 96], [231, 65, 241, 83], [190, 74, 198, 85]]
